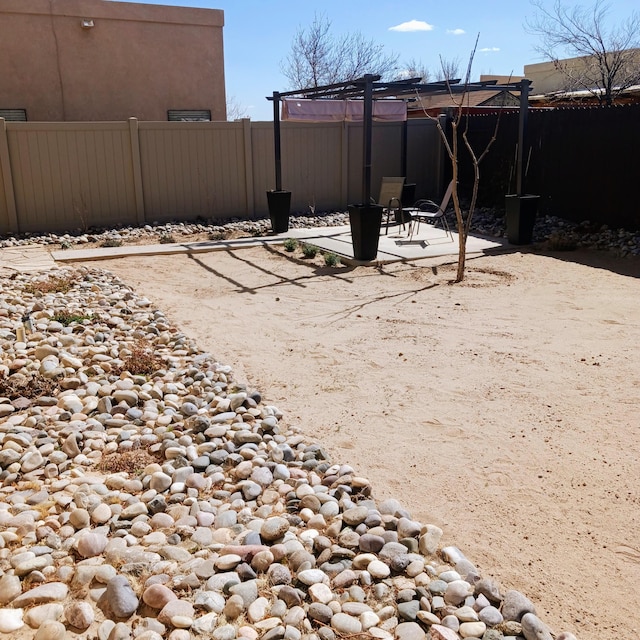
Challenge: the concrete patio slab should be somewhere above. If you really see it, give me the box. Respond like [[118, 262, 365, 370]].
[[286, 222, 507, 264], [0, 244, 56, 274]]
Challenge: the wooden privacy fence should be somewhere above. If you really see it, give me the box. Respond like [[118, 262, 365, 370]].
[[0, 117, 443, 235], [456, 103, 640, 230]]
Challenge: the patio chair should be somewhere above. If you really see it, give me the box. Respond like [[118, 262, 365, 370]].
[[371, 177, 405, 235], [407, 180, 455, 242]]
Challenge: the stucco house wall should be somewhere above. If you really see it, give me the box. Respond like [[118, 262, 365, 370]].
[[0, 0, 225, 121]]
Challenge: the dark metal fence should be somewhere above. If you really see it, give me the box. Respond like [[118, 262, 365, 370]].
[[453, 103, 640, 230]]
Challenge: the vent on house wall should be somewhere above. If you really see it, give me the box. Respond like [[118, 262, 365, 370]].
[[0, 109, 27, 121], [167, 109, 211, 122]]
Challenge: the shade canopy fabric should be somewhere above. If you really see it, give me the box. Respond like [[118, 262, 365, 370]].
[[282, 98, 407, 122]]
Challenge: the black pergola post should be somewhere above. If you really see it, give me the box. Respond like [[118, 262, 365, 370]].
[[362, 74, 374, 205], [272, 91, 282, 192], [516, 79, 531, 196]]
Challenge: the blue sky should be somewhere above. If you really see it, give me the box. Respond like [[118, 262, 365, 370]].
[[116, 0, 639, 120]]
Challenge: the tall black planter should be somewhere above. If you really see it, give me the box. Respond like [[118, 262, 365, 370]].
[[266, 190, 291, 233], [348, 203, 383, 261], [505, 194, 540, 245]]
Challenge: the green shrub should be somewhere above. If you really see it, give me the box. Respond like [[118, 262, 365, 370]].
[[283, 238, 298, 252], [301, 243, 318, 258], [100, 237, 123, 248], [52, 310, 92, 326], [323, 252, 340, 267]]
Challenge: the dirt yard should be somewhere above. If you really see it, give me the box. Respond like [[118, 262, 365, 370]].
[[83, 245, 640, 640]]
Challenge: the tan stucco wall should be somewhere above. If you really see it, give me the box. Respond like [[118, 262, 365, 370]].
[[0, 0, 225, 121], [524, 50, 640, 95]]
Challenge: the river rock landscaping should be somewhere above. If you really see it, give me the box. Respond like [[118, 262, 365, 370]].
[[0, 265, 583, 640]]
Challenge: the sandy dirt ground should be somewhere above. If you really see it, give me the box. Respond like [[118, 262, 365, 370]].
[[81, 245, 640, 640]]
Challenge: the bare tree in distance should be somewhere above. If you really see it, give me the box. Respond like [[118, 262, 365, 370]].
[[435, 56, 462, 81], [417, 39, 506, 282], [526, 0, 640, 105], [395, 57, 461, 84], [396, 58, 431, 83], [226, 96, 249, 121], [281, 12, 399, 88]]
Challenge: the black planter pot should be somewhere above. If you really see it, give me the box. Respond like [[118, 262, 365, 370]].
[[505, 194, 540, 245], [266, 190, 291, 233], [348, 203, 383, 261]]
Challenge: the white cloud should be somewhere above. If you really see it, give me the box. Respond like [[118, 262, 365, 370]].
[[389, 20, 434, 33], [447, 28, 465, 36], [479, 47, 500, 52]]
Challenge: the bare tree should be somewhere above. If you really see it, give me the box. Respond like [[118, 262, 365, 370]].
[[396, 58, 431, 83], [526, 0, 640, 105], [281, 13, 399, 88], [417, 39, 505, 282], [435, 56, 462, 81], [226, 96, 249, 121]]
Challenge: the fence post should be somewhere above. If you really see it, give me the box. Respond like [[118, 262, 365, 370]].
[[242, 118, 255, 218], [0, 118, 19, 233], [128, 117, 145, 225], [341, 121, 349, 207]]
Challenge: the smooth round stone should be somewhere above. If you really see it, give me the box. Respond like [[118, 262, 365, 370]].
[[91, 503, 112, 524], [150, 472, 172, 492], [297, 569, 329, 586], [251, 467, 273, 487], [444, 580, 473, 605], [0, 573, 22, 604], [521, 613, 553, 640], [192, 612, 219, 634], [0, 608, 24, 632], [247, 596, 269, 623], [478, 605, 503, 626], [394, 621, 426, 640], [25, 603, 64, 628], [454, 606, 478, 623], [331, 612, 362, 634], [105, 576, 139, 618], [429, 625, 459, 640], [308, 603, 333, 625], [501, 590, 536, 621], [267, 564, 292, 585], [224, 594, 245, 620], [474, 578, 502, 604], [260, 517, 289, 541], [342, 506, 369, 526], [69, 509, 90, 529], [213, 624, 237, 640], [21, 450, 44, 472], [12, 583, 68, 608], [216, 554, 242, 571], [459, 621, 486, 638], [158, 600, 195, 626], [34, 620, 66, 640], [418, 525, 443, 556], [367, 560, 390, 579], [416, 611, 441, 626], [65, 601, 94, 630], [359, 534, 385, 553], [143, 584, 177, 609], [77, 532, 108, 558], [308, 583, 333, 604], [251, 550, 274, 572]]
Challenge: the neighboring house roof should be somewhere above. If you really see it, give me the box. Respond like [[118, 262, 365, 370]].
[[530, 84, 640, 106], [407, 89, 520, 117]]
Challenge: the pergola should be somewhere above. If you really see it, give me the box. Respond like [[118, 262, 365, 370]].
[[267, 75, 533, 204]]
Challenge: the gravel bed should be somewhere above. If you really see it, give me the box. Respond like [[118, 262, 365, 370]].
[[1, 209, 639, 257]]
